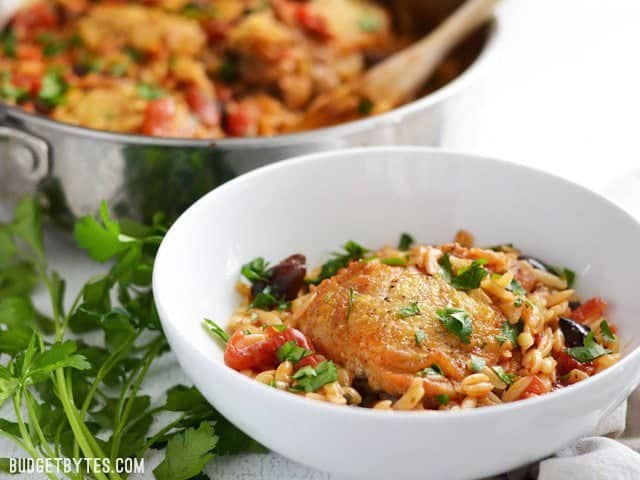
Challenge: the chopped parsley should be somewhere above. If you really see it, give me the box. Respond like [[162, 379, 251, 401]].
[[276, 341, 312, 364], [380, 257, 407, 266], [1, 28, 17, 57], [398, 233, 414, 251], [357, 98, 374, 115], [414, 330, 426, 345], [241, 257, 271, 283], [492, 366, 516, 385], [308, 241, 368, 284], [36, 32, 69, 57], [469, 354, 486, 373], [38, 71, 68, 107], [291, 361, 338, 393], [203, 318, 229, 344], [566, 331, 610, 362], [507, 278, 526, 295], [495, 320, 522, 346], [399, 302, 421, 318], [437, 307, 472, 344], [600, 320, 616, 342], [0, 73, 28, 102], [436, 394, 450, 405], [249, 286, 289, 311], [124, 45, 146, 63], [438, 253, 489, 290], [137, 83, 165, 100], [418, 363, 444, 377], [547, 265, 576, 288], [358, 15, 380, 32]]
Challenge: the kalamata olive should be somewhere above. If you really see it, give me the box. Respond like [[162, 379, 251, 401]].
[[559, 317, 591, 348], [517, 255, 550, 272], [72, 63, 90, 77], [569, 301, 582, 310], [270, 254, 307, 301]]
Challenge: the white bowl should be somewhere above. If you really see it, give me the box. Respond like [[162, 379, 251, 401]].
[[153, 147, 640, 480]]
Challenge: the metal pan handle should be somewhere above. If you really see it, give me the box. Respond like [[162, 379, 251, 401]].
[[0, 125, 50, 181]]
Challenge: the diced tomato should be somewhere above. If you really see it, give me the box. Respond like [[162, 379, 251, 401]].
[[11, 2, 59, 33], [296, 353, 325, 369], [224, 326, 316, 371], [16, 44, 44, 61], [568, 297, 607, 324], [141, 97, 177, 136], [224, 105, 257, 137], [518, 375, 547, 399], [554, 351, 595, 376], [12, 73, 41, 96], [185, 87, 219, 128], [294, 4, 332, 40]]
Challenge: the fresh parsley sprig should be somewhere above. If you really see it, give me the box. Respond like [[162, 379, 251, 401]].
[[307, 241, 368, 285], [437, 306, 473, 344], [438, 253, 488, 290]]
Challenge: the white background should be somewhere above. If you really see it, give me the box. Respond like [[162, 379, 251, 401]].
[[2, 0, 640, 478]]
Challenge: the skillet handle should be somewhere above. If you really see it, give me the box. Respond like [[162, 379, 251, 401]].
[[0, 125, 50, 181]]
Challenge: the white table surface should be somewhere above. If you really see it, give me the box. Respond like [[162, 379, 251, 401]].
[[2, 0, 640, 478]]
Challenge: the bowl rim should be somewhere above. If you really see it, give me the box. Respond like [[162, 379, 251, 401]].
[[153, 145, 640, 421], [1, 19, 499, 147]]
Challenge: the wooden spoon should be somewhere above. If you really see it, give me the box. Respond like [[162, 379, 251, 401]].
[[288, 0, 500, 132]]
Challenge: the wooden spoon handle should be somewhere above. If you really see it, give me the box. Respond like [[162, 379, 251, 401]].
[[361, 0, 499, 106]]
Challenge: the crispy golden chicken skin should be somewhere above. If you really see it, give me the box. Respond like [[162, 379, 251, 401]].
[[297, 261, 506, 397]]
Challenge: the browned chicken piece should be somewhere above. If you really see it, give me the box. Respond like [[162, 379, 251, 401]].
[[297, 261, 505, 398]]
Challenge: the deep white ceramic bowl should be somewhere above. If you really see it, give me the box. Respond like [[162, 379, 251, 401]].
[[153, 147, 640, 480]]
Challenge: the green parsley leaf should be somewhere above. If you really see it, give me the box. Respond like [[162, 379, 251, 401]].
[[437, 307, 473, 344], [165, 385, 211, 412], [73, 201, 130, 262], [469, 354, 486, 373], [291, 361, 338, 393], [380, 257, 407, 266], [495, 321, 522, 346], [507, 278, 526, 295], [414, 329, 426, 345], [36, 32, 68, 57], [1, 29, 17, 57], [357, 98, 374, 115], [0, 73, 28, 102], [436, 394, 450, 405], [137, 83, 165, 100], [249, 286, 284, 310], [547, 265, 576, 288], [203, 318, 230, 344], [38, 71, 68, 107], [438, 253, 489, 290], [25, 340, 91, 384], [241, 257, 271, 283], [276, 340, 312, 363], [358, 15, 380, 32], [0, 366, 19, 407], [491, 366, 516, 385], [309, 241, 369, 284], [567, 331, 610, 362], [398, 233, 414, 251], [124, 45, 146, 63], [153, 421, 218, 480], [399, 302, 421, 318], [600, 320, 616, 342], [418, 363, 444, 377]]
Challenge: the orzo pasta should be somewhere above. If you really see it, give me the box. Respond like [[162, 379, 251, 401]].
[[205, 232, 620, 411]]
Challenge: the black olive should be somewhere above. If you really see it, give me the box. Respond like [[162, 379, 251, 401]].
[[270, 254, 306, 301], [517, 255, 550, 272], [559, 317, 591, 348], [72, 63, 91, 77], [569, 301, 582, 310]]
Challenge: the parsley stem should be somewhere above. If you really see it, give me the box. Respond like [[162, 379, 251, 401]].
[[59, 288, 84, 341], [136, 412, 187, 458], [23, 389, 56, 458]]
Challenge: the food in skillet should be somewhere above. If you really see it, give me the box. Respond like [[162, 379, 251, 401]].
[[0, 0, 472, 138], [205, 231, 620, 410]]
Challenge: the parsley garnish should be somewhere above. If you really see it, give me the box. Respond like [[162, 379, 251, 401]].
[[38, 71, 68, 107], [203, 318, 229, 344], [507, 278, 526, 295], [398, 233, 414, 251], [291, 361, 338, 393], [276, 341, 312, 364], [567, 331, 610, 362], [399, 302, 421, 318], [469, 354, 486, 373], [414, 330, 426, 345], [418, 363, 444, 377], [358, 15, 380, 32], [1, 28, 17, 57], [548, 265, 576, 288], [357, 98, 374, 115], [436, 394, 450, 405], [380, 257, 407, 266], [249, 286, 288, 311], [437, 307, 473, 344], [600, 320, 616, 342], [492, 366, 516, 385], [124, 45, 146, 63], [241, 257, 271, 283], [308, 241, 368, 284], [495, 321, 522, 346], [137, 83, 165, 100], [438, 253, 489, 290], [36, 32, 69, 57], [0, 73, 28, 102]]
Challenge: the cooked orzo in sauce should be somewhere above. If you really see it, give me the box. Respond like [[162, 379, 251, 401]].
[[0, 0, 472, 138], [205, 231, 620, 411]]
